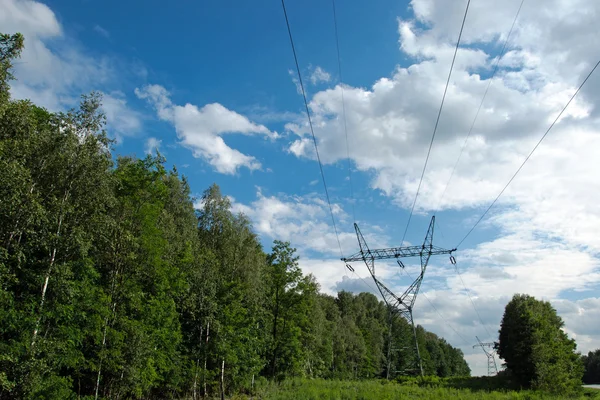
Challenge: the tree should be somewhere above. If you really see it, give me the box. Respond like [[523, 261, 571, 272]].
[[265, 240, 306, 379], [582, 349, 600, 384], [497, 294, 583, 393], [0, 32, 473, 394], [0, 33, 24, 107]]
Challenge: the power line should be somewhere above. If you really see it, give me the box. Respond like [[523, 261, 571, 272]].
[[351, 268, 380, 295], [437, 0, 525, 210], [434, 219, 492, 339], [395, 269, 471, 347], [401, 0, 471, 245], [452, 260, 492, 338], [456, 58, 600, 249], [420, 289, 472, 347], [331, 0, 356, 224], [281, 0, 344, 259]]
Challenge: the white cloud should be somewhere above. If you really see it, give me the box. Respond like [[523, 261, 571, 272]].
[[229, 188, 401, 293], [3, 0, 141, 138], [288, 69, 303, 95], [101, 91, 142, 138], [273, 0, 600, 374], [144, 137, 161, 155], [310, 66, 331, 85], [136, 84, 279, 174], [285, 0, 600, 209], [281, 0, 600, 288], [93, 24, 110, 38]]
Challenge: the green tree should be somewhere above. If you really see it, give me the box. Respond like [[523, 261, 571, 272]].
[[497, 294, 583, 393], [265, 240, 309, 379], [582, 349, 600, 384], [0, 32, 24, 107], [0, 33, 473, 395]]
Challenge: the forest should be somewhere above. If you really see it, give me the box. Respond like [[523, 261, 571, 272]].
[[0, 33, 470, 399], [2, 32, 599, 400]]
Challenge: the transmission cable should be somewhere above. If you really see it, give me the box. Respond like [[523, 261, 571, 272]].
[[281, 0, 344, 259], [437, 0, 525, 210], [452, 259, 492, 338], [456, 58, 600, 249], [351, 268, 380, 295], [331, 0, 356, 223], [395, 269, 471, 347], [401, 0, 471, 245], [434, 220, 492, 339]]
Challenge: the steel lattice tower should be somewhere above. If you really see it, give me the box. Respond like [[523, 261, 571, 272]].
[[473, 336, 498, 376], [342, 216, 455, 377]]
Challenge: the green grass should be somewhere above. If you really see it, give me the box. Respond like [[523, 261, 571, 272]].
[[232, 378, 600, 400]]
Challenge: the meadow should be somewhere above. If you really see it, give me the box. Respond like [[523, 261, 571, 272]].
[[239, 378, 600, 400]]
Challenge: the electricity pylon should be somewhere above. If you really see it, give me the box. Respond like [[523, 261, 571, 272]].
[[342, 216, 455, 377], [473, 336, 498, 376]]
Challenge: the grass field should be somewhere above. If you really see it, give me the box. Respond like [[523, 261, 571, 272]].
[[236, 378, 600, 400]]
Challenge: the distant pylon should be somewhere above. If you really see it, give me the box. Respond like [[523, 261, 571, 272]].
[[473, 336, 498, 376]]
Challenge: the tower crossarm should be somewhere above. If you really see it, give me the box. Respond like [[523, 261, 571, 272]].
[[473, 342, 495, 349], [341, 245, 455, 262], [342, 216, 453, 378]]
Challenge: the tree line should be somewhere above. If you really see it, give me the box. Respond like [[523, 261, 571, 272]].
[[0, 33, 470, 399], [582, 350, 600, 385]]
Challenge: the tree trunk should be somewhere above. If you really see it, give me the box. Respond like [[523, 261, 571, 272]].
[[193, 325, 203, 400], [31, 189, 69, 348], [219, 359, 225, 400], [203, 321, 210, 397], [193, 358, 200, 400], [270, 287, 279, 377], [95, 247, 121, 400]]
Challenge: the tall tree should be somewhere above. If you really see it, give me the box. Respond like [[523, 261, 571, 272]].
[[497, 294, 583, 393], [582, 349, 600, 384], [265, 240, 307, 378], [0, 32, 24, 108], [0, 33, 473, 395]]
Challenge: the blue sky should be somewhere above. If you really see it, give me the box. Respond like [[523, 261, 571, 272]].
[[5, 0, 600, 376]]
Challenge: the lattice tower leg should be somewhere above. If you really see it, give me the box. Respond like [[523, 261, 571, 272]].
[[408, 309, 424, 377]]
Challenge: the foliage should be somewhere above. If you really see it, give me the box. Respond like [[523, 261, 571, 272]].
[[583, 349, 600, 384], [0, 32, 484, 399], [497, 294, 584, 394], [0, 32, 24, 106]]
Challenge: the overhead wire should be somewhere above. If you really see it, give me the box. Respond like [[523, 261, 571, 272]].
[[331, 0, 356, 224], [282, 0, 387, 297], [326, 0, 419, 309], [432, 0, 522, 342], [283, 0, 377, 294], [401, 0, 471, 245], [437, 0, 525, 210], [436, 219, 493, 340], [455, 58, 600, 249], [351, 268, 380, 295], [394, 268, 471, 347], [452, 259, 492, 338], [281, 0, 344, 259]]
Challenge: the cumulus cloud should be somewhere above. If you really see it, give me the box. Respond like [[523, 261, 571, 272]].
[[2, 0, 141, 138], [136, 84, 278, 174], [281, 0, 600, 289], [286, 0, 599, 210], [145, 137, 162, 155], [228, 188, 402, 291], [101, 91, 142, 138], [310, 66, 331, 85], [271, 0, 600, 374]]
